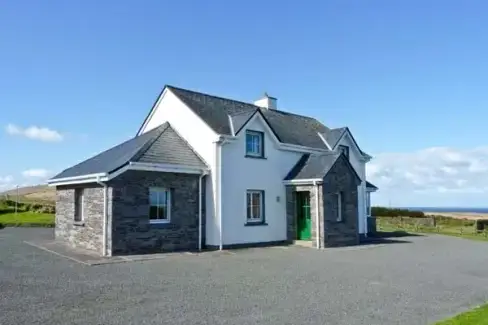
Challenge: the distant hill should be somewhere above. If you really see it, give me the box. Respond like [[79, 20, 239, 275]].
[[0, 184, 55, 204]]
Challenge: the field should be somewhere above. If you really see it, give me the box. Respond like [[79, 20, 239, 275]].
[[427, 211, 488, 220], [0, 212, 54, 227], [377, 217, 488, 242], [0, 184, 55, 204]]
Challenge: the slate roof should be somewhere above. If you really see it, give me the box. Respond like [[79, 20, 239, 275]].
[[167, 86, 331, 149], [284, 152, 360, 181], [321, 127, 346, 149], [50, 123, 206, 180], [366, 181, 378, 190]]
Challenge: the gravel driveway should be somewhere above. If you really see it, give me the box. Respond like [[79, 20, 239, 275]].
[[1, 228, 487, 325]]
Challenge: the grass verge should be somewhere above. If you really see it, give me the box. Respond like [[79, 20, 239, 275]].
[[0, 212, 55, 227], [377, 219, 488, 242], [434, 303, 488, 324]]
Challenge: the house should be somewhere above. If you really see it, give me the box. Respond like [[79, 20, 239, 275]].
[[47, 86, 378, 256]]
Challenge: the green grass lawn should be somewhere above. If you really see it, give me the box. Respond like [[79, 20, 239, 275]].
[[377, 220, 488, 242], [434, 304, 488, 324], [0, 212, 55, 227]]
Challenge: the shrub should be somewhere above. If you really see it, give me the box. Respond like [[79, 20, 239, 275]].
[[371, 206, 425, 218], [475, 219, 488, 231]]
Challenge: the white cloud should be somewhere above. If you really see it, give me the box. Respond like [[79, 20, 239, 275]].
[[6, 123, 63, 142], [367, 146, 488, 207], [0, 175, 14, 189], [22, 169, 51, 178]]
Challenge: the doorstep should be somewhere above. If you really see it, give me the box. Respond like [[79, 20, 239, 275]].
[[292, 240, 314, 248]]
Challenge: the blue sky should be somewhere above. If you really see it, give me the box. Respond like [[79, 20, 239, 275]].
[[1, 0, 488, 207]]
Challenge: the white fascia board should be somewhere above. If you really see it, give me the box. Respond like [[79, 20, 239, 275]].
[[137, 87, 169, 136], [317, 132, 332, 150], [47, 177, 107, 187], [279, 143, 329, 154], [283, 179, 322, 185], [239, 112, 282, 147], [47, 172, 108, 186], [334, 128, 370, 161], [48, 162, 209, 186]]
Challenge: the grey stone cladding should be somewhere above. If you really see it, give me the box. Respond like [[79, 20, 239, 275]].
[[322, 155, 361, 247], [109, 171, 200, 255], [285, 184, 323, 248], [55, 184, 105, 253], [285, 154, 360, 248]]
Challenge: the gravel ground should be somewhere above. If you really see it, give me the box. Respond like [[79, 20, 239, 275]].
[[1, 228, 488, 325]]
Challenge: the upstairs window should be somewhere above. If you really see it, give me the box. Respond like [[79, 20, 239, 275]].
[[149, 188, 171, 224], [338, 145, 349, 159], [245, 130, 264, 158], [74, 188, 84, 222]]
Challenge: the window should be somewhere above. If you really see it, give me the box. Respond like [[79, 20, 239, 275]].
[[338, 145, 349, 159], [245, 130, 264, 157], [336, 191, 343, 222], [366, 192, 371, 216], [149, 188, 171, 223], [246, 190, 264, 223], [74, 189, 84, 222]]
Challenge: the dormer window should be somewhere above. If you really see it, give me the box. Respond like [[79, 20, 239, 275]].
[[339, 145, 349, 159], [245, 130, 264, 158]]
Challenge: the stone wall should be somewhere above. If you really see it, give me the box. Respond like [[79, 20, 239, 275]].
[[109, 170, 200, 255], [285, 185, 323, 248], [55, 184, 105, 253], [322, 155, 361, 247]]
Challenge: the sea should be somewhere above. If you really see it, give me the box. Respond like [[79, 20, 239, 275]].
[[404, 207, 488, 214]]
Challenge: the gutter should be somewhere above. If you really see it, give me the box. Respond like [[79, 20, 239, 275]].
[[96, 176, 109, 257], [313, 180, 320, 249]]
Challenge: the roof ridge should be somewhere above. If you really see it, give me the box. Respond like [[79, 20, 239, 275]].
[[167, 85, 326, 122]]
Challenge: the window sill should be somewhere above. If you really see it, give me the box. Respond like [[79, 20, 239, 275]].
[[244, 154, 267, 160], [244, 222, 268, 227], [149, 221, 172, 228], [73, 221, 85, 226]]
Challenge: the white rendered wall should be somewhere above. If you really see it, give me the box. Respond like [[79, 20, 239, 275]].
[[220, 115, 302, 245]]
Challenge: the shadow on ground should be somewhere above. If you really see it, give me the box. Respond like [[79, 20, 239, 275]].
[[360, 230, 423, 245]]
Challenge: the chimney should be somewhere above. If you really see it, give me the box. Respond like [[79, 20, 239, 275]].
[[254, 92, 277, 110]]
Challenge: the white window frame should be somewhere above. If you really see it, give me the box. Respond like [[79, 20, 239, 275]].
[[74, 188, 84, 222], [149, 187, 171, 224], [245, 130, 264, 157], [336, 192, 342, 222], [246, 190, 264, 223]]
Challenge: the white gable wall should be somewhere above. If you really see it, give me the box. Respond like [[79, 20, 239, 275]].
[[138, 89, 221, 246], [221, 115, 303, 245], [336, 132, 367, 234]]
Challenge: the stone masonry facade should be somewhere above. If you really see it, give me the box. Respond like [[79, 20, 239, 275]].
[[286, 155, 360, 248], [286, 184, 323, 248], [55, 184, 105, 254], [109, 171, 200, 255], [322, 155, 361, 247]]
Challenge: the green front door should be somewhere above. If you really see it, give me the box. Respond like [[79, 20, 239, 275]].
[[296, 192, 311, 240]]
